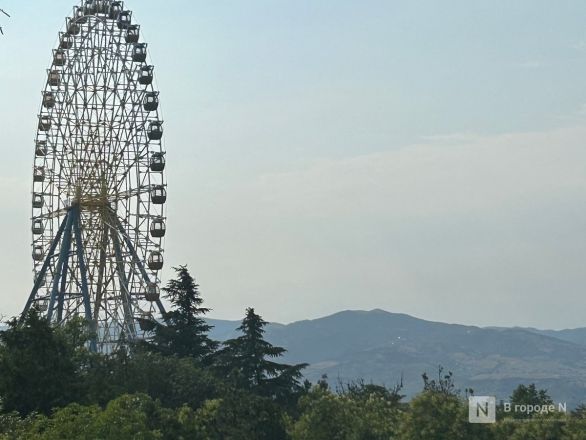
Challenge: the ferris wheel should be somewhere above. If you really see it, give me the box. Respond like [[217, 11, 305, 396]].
[[22, 0, 168, 352]]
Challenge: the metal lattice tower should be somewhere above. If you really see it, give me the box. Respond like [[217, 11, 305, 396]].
[[23, 0, 168, 353]]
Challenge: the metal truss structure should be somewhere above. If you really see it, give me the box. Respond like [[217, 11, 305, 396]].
[[0, 8, 9, 35], [23, 0, 168, 353]]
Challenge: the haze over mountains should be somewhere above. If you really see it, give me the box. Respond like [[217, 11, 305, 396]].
[[208, 309, 586, 407]]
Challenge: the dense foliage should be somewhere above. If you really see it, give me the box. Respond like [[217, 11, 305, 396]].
[[1, 267, 585, 439]]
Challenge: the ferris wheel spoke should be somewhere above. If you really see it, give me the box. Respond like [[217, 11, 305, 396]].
[[35, 207, 69, 220]]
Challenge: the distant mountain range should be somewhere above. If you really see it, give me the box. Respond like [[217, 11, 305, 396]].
[[207, 310, 586, 408]]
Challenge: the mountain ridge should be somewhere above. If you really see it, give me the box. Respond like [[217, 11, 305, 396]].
[[207, 309, 586, 407]]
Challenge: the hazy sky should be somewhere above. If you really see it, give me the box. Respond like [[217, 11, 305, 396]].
[[0, 0, 585, 329]]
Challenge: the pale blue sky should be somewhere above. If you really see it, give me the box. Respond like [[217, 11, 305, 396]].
[[0, 1, 585, 328]]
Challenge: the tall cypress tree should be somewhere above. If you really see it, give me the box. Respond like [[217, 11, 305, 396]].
[[150, 266, 218, 361], [215, 308, 307, 400]]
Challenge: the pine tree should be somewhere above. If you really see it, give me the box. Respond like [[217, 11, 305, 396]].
[[215, 308, 307, 400], [149, 266, 218, 361]]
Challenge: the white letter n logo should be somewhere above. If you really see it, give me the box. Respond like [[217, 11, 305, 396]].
[[477, 401, 489, 417]]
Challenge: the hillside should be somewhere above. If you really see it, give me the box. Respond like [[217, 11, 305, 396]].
[[208, 310, 586, 407]]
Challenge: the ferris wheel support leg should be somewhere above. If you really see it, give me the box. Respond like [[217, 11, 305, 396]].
[[47, 211, 75, 322], [21, 213, 70, 321], [110, 225, 137, 340], [114, 219, 166, 315], [57, 253, 69, 323], [72, 207, 97, 352], [93, 225, 109, 321]]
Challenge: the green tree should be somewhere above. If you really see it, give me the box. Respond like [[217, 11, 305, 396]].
[[399, 391, 494, 440], [510, 384, 553, 407], [337, 378, 403, 406], [92, 394, 170, 440], [289, 384, 401, 440], [214, 308, 307, 401], [493, 412, 568, 440], [0, 412, 38, 439], [178, 391, 289, 440], [121, 352, 224, 410], [399, 369, 493, 440], [149, 266, 218, 361], [21, 404, 102, 440], [288, 387, 360, 440], [83, 349, 224, 411], [508, 384, 554, 420], [10, 395, 178, 440], [422, 365, 459, 396], [565, 410, 586, 440], [0, 311, 89, 415]]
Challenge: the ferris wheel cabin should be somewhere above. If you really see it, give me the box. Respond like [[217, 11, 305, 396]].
[[132, 43, 147, 62], [148, 251, 164, 271], [53, 50, 66, 66], [126, 25, 139, 43], [33, 167, 45, 182], [35, 141, 48, 157], [151, 186, 167, 204], [150, 218, 166, 238], [144, 92, 159, 112], [38, 116, 52, 131], [48, 70, 60, 87], [150, 152, 165, 172], [43, 92, 56, 109], [147, 121, 163, 140], [145, 283, 160, 302], [32, 219, 44, 235], [139, 66, 154, 85], [32, 246, 44, 262]]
